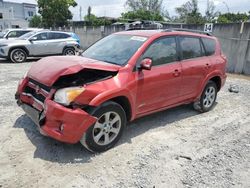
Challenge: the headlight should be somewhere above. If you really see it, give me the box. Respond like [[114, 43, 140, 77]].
[[54, 87, 85, 106]]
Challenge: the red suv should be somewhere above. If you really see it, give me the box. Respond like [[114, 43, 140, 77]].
[[16, 29, 227, 152]]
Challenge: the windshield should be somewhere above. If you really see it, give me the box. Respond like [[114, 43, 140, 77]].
[[82, 34, 148, 66], [19, 31, 38, 40], [0, 29, 9, 38]]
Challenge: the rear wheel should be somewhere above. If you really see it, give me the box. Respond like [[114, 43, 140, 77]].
[[63, 47, 75, 56], [10, 48, 27, 63], [80, 101, 126, 152], [193, 81, 217, 112]]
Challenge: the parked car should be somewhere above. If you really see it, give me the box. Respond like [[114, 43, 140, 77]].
[[0, 30, 80, 63], [0, 28, 42, 40], [16, 29, 227, 152]]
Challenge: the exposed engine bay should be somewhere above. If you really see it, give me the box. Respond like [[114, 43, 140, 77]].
[[53, 69, 118, 88]]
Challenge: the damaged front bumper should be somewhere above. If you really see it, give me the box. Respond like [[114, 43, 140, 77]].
[[16, 82, 97, 144]]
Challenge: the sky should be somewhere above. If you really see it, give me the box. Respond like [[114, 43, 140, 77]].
[[6, 0, 250, 20]]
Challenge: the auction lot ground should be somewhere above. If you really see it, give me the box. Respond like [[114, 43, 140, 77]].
[[0, 59, 250, 188]]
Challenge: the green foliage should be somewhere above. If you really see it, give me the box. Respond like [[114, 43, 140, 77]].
[[125, 0, 163, 12], [217, 12, 250, 23], [84, 14, 112, 26], [121, 9, 164, 21], [175, 0, 205, 24], [205, 1, 219, 22], [122, 0, 165, 21], [29, 15, 42, 27], [37, 0, 77, 27]]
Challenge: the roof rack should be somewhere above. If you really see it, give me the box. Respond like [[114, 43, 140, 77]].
[[163, 28, 213, 36]]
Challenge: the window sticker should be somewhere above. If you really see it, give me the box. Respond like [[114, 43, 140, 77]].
[[130, 36, 147, 42]]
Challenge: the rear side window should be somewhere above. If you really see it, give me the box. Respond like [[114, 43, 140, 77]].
[[142, 37, 178, 66], [179, 37, 203, 60], [49, 32, 70, 39], [201, 38, 216, 56]]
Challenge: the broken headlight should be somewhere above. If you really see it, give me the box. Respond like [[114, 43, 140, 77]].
[[54, 87, 85, 106]]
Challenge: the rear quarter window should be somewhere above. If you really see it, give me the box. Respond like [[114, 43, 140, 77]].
[[201, 38, 216, 56]]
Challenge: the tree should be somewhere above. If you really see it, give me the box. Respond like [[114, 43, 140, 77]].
[[205, 1, 219, 22], [175, 0, 205, 24], [37, 0, 77, 27], [29, 15, 42, 27], [125, 0, 163, 12], [84, 14, 112, 26], [123, 0, 165, 21], [217, 12, 250, 23], [121, 9, 164, 21], [87, 6, 92, 22]]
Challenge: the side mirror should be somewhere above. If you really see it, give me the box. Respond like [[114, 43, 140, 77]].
[[139, 58, 152, 71], [29, 36, 37, 42]]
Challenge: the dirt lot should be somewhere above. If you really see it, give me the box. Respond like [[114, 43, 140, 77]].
[[0, 60, 250, 188]]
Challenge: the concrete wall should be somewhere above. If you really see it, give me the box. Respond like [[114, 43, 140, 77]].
[[57, 22, 250, 75]]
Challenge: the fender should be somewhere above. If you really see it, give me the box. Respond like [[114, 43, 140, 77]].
[[88, 88, 136, 120], [195, 70, 224, 100]]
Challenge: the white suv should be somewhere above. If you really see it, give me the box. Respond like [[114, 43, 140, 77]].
[[0, 30, 80, 63]]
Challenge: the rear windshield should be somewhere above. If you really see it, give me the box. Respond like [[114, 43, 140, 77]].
[[201, 38, 216, 56]]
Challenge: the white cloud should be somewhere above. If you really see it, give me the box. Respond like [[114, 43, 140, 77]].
[[5, 0, 250, 20]]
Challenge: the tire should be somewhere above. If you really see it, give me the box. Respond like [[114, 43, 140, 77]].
[[10, 48, 27, 63], [194, 81, 218, 112], [80, 101, 126, 153], [63, 47, 76, 56]]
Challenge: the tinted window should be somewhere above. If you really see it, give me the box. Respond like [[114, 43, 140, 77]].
[[202, 38, 216, 56], [180, 37, 203, 60], [142, 37, 177, 66], [49, 32, 70, 39], [33, 32, 48, 40]]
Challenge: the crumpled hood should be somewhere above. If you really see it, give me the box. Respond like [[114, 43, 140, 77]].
[[28, 56, 121, 86]]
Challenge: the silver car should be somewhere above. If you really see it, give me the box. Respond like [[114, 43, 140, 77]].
[[0, 30, 80, 63]]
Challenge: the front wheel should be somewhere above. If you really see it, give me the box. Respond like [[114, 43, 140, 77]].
[[194, 81, 218, 112], [10, 48, 27, 63], [80, 101, 126, 152]]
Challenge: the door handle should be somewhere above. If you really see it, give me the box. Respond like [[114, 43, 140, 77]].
[[173, 69, 181, 77]]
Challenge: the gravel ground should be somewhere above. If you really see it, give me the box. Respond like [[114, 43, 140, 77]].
[[0, 60, 250, 188]]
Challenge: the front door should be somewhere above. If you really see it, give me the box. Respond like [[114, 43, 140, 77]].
[[135, 36, 182, 115], [28, 32, 50, 55]]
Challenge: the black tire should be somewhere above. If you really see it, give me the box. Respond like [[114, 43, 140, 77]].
[[80, 101, 126, 153], [194, 81, 217, 112], [63, 47, 76, 56], [10, 48, 27, 63]]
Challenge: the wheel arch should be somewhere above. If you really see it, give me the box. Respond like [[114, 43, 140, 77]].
[[210, 76, 222, 91], [109, 96, 132, 122], [8, 46, 29, 57]]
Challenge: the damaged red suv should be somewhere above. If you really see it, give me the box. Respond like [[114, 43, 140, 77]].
[[16, 29, 227, 152]]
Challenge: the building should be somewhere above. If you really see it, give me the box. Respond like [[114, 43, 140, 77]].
[[0, 0, 36, 31]]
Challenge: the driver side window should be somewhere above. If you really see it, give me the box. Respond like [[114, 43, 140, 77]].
[[141, 37, 178, 66]]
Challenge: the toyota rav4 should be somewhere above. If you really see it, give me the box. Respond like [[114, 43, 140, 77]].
[[16, 29, 227, 152]]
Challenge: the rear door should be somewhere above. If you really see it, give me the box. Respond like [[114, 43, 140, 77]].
[[135, 36, 182, 115], [46, 32, 71, 54], [178, 36, 210, 99]]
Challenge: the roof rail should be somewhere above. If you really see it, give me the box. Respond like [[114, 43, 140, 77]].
[[163, 28, 213, 36]]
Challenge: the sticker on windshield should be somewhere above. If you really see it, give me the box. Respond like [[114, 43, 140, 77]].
[[130, 36, 147, 42]]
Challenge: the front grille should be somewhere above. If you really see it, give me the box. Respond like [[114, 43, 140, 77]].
[[23, 78, 51, 104]]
